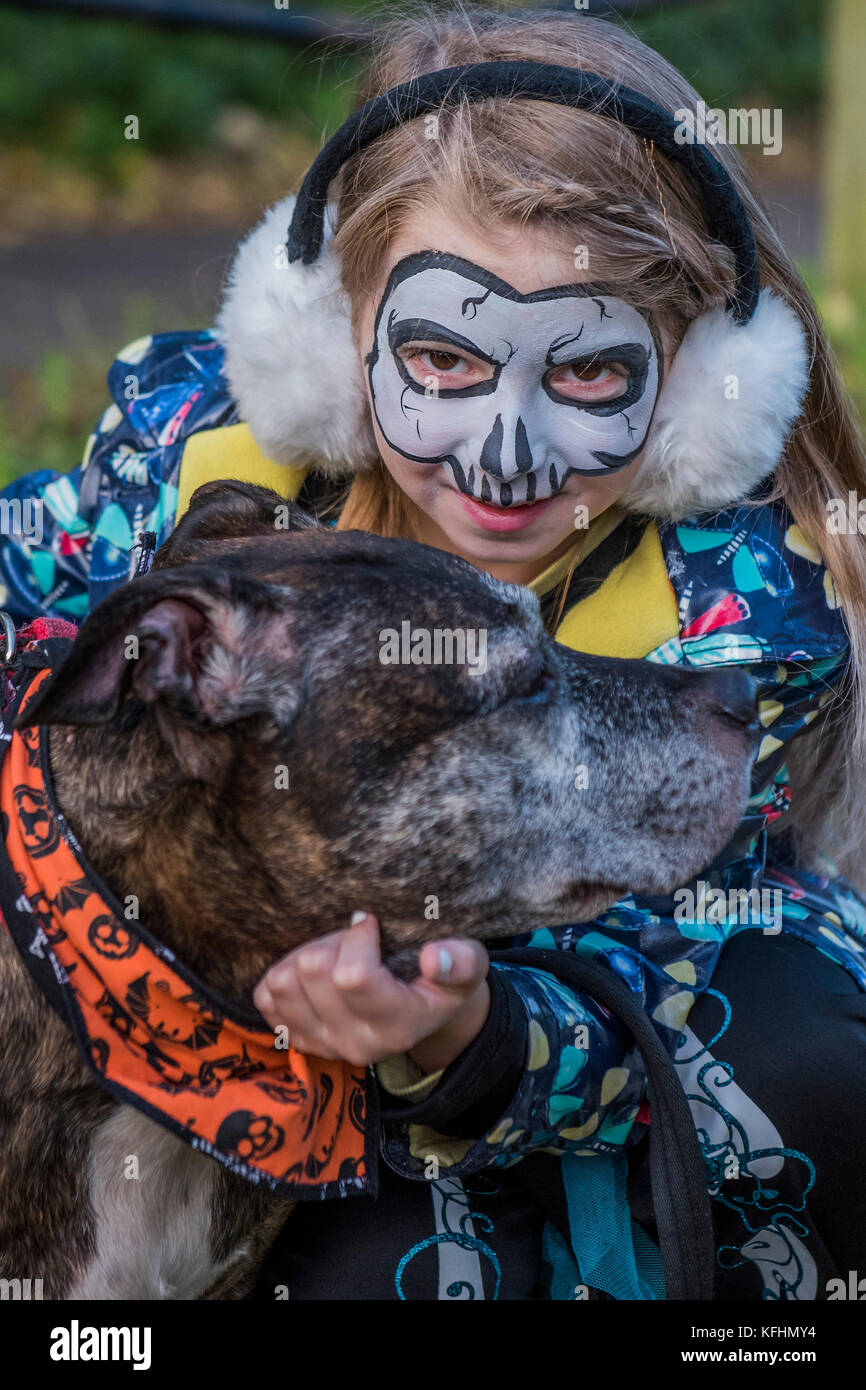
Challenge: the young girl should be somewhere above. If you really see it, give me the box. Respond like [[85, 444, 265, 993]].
[[4, 5, 866, 1299]]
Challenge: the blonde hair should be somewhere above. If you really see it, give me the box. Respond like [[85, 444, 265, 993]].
[[328, 4, 866, 877]]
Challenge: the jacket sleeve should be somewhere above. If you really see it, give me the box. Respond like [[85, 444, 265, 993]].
[[378, 938, 656, 1181], [652, 503, 851, 861], [0, 462, 93, 624], [0, 330, 235, 623]]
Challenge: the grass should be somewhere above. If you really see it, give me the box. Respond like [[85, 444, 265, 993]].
[[0, 6, 362, 178], [0, 295, 166, 487]]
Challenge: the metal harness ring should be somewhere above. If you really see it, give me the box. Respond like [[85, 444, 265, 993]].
[[0, 611, 17, 666]]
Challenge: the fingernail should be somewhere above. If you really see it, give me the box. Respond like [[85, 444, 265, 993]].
[[254, 983, 273, 1013], [350, 910, 368, 927], [437, 947, 453, 977], [334, 966, 364, 989]]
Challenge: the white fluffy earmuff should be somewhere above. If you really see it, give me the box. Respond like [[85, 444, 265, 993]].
[[217, 192, 810, 518], [217, 196, 377, 478], [618, 289, 810, 517]]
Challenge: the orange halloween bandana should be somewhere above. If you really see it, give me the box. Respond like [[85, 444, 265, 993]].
[[0, 659, 376, 1200]]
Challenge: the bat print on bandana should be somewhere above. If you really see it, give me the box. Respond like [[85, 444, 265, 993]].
[[366, 252, 664, 507]]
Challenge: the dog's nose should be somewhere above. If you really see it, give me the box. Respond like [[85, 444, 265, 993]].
[[706, 667, 759, 731]]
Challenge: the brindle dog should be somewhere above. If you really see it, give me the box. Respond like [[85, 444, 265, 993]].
[[0, 480, 758, 1299]]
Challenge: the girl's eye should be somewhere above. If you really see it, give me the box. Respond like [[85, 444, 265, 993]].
[[401, 346, 489, 386], [425, 349, 463, 372], [548, 359, 628, 402]]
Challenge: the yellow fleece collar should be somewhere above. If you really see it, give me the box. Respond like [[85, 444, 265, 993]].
[[176, 423, 308, 519], [551, 521, 679, 659], [528, 507, 627, 599]]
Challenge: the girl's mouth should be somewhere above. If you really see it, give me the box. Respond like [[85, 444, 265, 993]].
[[457, 492, 554, 533]]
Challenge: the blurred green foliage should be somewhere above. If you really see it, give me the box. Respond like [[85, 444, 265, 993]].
[[802, 268, 866, 424], [634, 0, 825, 110], [0, 4, 361, 179], [0, 0, 826, 180]]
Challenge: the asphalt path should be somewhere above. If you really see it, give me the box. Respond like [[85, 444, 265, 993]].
[[0, 225, 241, 375]]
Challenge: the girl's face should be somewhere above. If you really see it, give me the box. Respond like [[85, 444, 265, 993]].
[[355, 210, 671, 581]]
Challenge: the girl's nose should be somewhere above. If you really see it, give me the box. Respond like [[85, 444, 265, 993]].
[[479, 412, 535, 480]]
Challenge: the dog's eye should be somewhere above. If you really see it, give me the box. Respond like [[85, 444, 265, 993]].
[[515, 663, 553, 705]]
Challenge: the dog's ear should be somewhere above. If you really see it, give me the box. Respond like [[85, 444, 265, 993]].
[[151, 480, 321, 572], [17, 566, 303, 761]]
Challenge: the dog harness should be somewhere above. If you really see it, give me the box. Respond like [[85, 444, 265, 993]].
[[0, 623, 376, 1200]]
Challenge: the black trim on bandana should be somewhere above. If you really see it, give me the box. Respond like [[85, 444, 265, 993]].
[[0, 640, 78, 1028]]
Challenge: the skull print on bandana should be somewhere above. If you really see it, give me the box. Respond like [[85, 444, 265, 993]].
[[366, 252, 664, 507]]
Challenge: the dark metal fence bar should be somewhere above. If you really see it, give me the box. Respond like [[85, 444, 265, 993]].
[[0, 0, 705, 46], [0, 0, 371, 45]]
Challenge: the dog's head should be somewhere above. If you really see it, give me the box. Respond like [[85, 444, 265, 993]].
[[20, 481, 758, 976]]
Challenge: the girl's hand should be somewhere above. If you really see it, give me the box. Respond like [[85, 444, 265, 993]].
[[252, 912, 490, 1073]]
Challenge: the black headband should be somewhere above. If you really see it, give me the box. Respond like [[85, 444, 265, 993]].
[[286, 60, 760, 324]]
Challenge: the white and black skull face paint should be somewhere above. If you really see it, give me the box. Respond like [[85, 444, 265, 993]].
[[366, 252, 663, 506]]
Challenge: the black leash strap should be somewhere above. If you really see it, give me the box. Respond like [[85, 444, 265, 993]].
[[490, 946, 716, 1300]]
